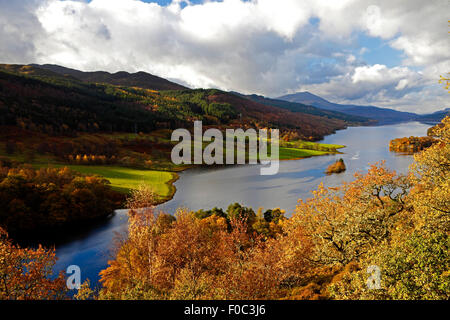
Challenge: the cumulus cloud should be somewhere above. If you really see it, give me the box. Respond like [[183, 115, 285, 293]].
[[0, 0, 448, 113], [296, 63, 425, 106]]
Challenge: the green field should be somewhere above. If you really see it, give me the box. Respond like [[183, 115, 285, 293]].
[[61, 165, 177, 199], [279, 147, 334, 160], [28, 162, 178, 201], [279, 141, 345, 160]]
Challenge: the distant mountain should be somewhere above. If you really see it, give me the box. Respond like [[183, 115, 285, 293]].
[[278, 92, 419, 124], [279, 92, 343, 111], [234, 93, 375, 125], [30, 64, 188, 91], [416, 108, 450, 124]]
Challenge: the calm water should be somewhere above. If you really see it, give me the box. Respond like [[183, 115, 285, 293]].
[[53, 121, 429, 288]]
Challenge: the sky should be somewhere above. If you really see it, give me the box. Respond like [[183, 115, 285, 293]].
[[0, 0, 449, 113]]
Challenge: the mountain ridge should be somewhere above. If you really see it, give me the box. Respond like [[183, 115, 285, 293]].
[[233, 92, 375, 125], [30, 64, 188, 91], [278, 91, 447, 124]]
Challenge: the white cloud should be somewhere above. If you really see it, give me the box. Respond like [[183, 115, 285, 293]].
[[395, 79, 408, 91], [362, 4, 400, 39], [0, 0, 448, 113], [353, 64, 388, 83], [0, 0, 44, 63], [351, 64, 421, 88]]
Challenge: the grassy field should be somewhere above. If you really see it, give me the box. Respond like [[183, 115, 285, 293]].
[[49, 164, 178, 200], [279, 141, 345, 160], [237, 146, 343, 161], [279, 147, 334, 160], [281, 140, 345, 150]]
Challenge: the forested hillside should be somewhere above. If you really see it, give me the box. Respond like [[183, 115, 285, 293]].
[[240, 93, 374, 125], [0, 64, 356, 140], [31, 64, 188, 91]]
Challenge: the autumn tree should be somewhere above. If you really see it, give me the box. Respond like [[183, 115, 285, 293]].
[[329, 117, 450, 300], [328, 230, 449, 300], [0, 165, 119, 237], [409, 116, 450, 233], [0, 227, 67, 300], [99, 184, 304, 300], [291, 163, 410, 266]]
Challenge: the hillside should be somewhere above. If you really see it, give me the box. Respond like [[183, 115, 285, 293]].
[[0, 64, 354, 141], [238, 93, 375, 125], [278, 91, 419, 124], [199, 90, 349, 140], [31, 64, 188, 91], [0, 67, 167, 133], [417, 108, 450, 124]]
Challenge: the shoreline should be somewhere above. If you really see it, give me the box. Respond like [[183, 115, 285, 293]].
[[151, 144, 346, 209], [153, 171, 180, 206]]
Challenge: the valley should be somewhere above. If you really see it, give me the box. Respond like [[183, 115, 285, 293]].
[[0, 63, 447, 301]]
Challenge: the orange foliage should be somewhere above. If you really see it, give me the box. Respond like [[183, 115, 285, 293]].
[[99, 192, 312, 300], [325, 159, 346, 174], [389, 136, 436, 153], [291, 162, 410, 266], [0, 228, 67, 300]]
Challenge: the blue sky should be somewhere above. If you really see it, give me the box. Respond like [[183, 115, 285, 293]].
[[357, 35, 403, 68], [0, 0, 448, 113]]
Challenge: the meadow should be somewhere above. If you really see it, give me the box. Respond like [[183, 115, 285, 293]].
[[53, 165, 178, 201]]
